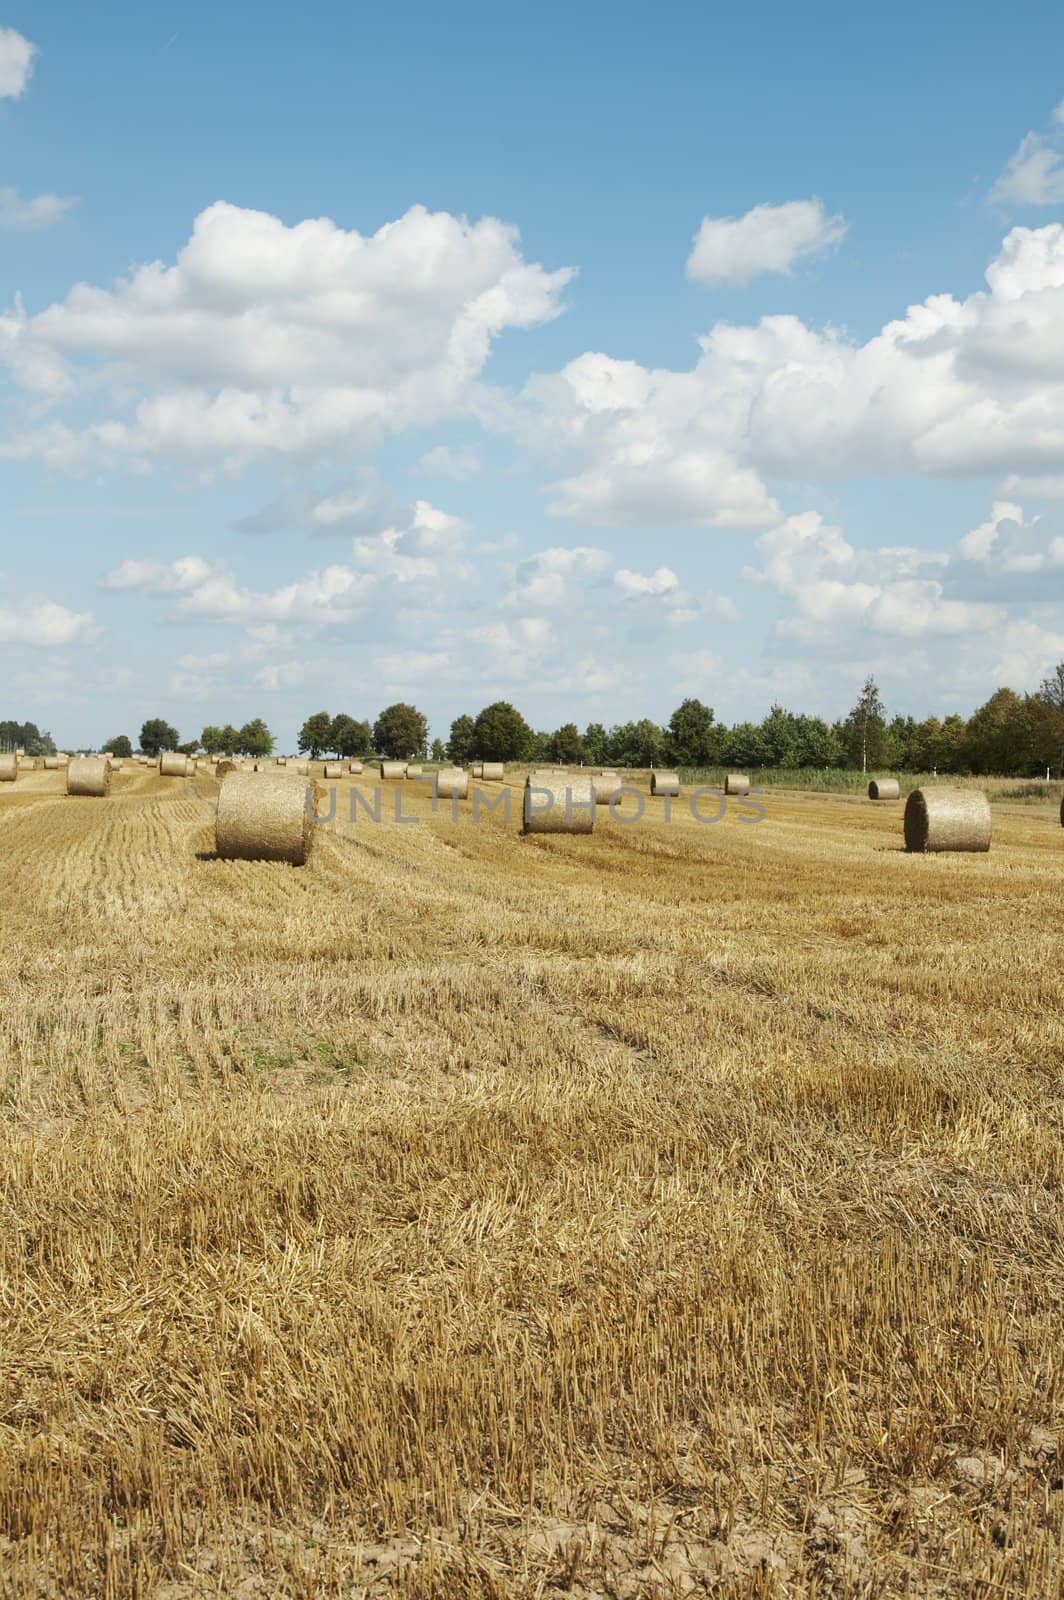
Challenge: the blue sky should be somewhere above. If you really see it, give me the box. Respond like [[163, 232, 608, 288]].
[[3, 2, 1064, 750]]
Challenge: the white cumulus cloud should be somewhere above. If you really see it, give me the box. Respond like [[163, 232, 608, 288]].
[[0, 599, 93, 646], [0, 27, 35, 99], [686, 198, 847, 288], [0, 188, 78, 231]]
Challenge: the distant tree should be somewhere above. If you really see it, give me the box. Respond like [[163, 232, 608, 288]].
[[790, 714, 841, 767], [842, 677, 887, 773], [963, 688, 1029, 775], [446, 715, 476, 764], [757, 705, 797, 768], [102, 735, 133, 759], [299, 711, 333, 760], [583, 722, 607, 766], [1038, 661, 1064, 711], [940, 714, 968, 773], [140, 717, 180, 756], [374, 702, 428, 760], [908, 716, 943, 773], [177, 740, 199, 756], [200, 725, 225, 756], [605, 719, 667, 768], [667, 698, 718, 766], [473, 701, 533, 762], [219, 724, 240, 757], [720, 720, 770, 769], [547, 721, 584, 764], [1025, 693, 1064, 775], [328, 714, 371, 758], [430, 737, 446, 763], [238, 718, 275, 758], [526, 729, 551, 763]]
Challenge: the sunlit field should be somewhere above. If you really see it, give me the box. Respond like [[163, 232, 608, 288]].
[[0, 763, 1061, 1597]]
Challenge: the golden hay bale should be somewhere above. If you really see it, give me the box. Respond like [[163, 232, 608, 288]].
[[436, 766, 469, 799], [471, 762, 484, 778], [67, 756, 111, 798], [724, 773, 750, 795], [0, 754, 17, 782], [275, 757, 287, 766], [42, 756, 60, 770], [904, 787, 991, 853], [348, 760, 363, 774], [523, 775, 595, 835], [109, 759, 124, 771], [868, 778, 900, 800], [19, 757, 36, 771], [380, 760, 407, 780], [480, 761, 505, 782], [323, 762, 343, 779], [651, 770, 680, 796], [593, 771, 622, 804], [406, 763, 424, 778], [215, 759, 237, 779], [295, 761, 310, 776], [159, 752, 189, 778], [215, 771, 321, 866]]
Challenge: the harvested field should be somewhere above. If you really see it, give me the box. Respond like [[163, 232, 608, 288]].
[[0, 763, 1061, 1597]]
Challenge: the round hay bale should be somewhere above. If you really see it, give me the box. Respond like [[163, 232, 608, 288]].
[[380, 760, 407, 780], [436, 766, 468, 800], [275, 757, 287, 767], [651, 770, 680, 797], [523, 775, 595, 835], [215, 759, 237, 779], [42, 756, 60, 770], [593, 771, 622, 804], [349, 760, 364, 775], [406, 763, 424, 778], [19, 758, 36, 771], [471, 762, 484, 778], [323, 762, 343, 779], [724, 773, 750, 795], [109, 759, 124, 771], [215, 771, 322, 866], [868, 778, 900, 800], [0, 754, 17, 782], [480, 761, 504, 782], [67, 756, 111, 798], [904, 787, 991, 853], [159, 752, 189, 778], [294, 760, 310, 776]]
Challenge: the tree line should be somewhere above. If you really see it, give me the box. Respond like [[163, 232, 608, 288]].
[[34, 661, 1064, 774]]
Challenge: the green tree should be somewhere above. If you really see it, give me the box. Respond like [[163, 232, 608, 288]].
[[583, 722, 607, 766], [447, 715, 475, 764], [790, 714, 841, 767], [430, 738, 446, 763], [667, 698, 718, 766], [374, 702, 428, 760], [605, 719, 667, 768], [329, 714, 371, 758], [842, 677, 887, 773], [200, 725, 226, 756], [963, 688, 1029, 775], [102, 734, 133, 759], [940, 714, 968, 773], [177, 740, 199, 756], [547, 721, 584, 764], [299, 711, 332, 760], [140, 717, 180, 756], [472, 701, 533, 762], [756, 705, 796, 768], [219, 724, 240, 757], [720, 721, 769, 768], [1025, 693, 1064, 775], [238, 718, 275, 758], [1038, 661, 1064, 710]]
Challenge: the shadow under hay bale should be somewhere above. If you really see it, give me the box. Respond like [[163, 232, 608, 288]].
[[904, 787, 991, 853], [215, 771, 323, 866], [67, 757, 111, 798], [869, 778, 901, 800], [523, 775, 595, 835]]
